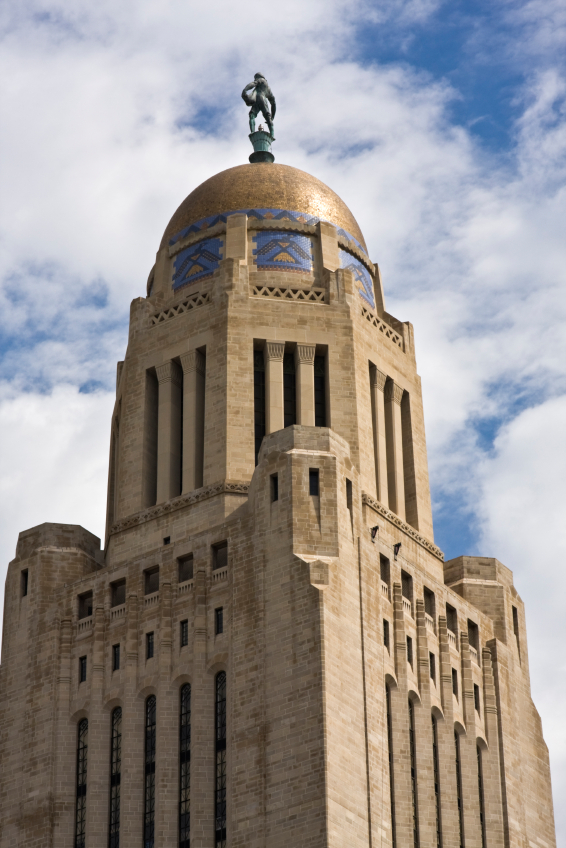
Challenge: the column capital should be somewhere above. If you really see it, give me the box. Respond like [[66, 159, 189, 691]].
[[180, 349, 205, 376], [295, 344, 316, 364], [265, 341, 285, 361], [370, 366, 387, 391], [385, 380, 404, 405], [156, 360, 182, 386]]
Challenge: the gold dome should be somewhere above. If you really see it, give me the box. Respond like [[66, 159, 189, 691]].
[[160, 163, 366, 251]]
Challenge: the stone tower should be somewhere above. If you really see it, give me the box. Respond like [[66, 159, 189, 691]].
[[0, 161, 556, 848]]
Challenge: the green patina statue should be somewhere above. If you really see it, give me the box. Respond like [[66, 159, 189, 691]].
[[242, 73, 276, 136]]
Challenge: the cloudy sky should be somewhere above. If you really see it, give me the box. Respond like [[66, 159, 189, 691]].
[[1, 0, 565, 836]]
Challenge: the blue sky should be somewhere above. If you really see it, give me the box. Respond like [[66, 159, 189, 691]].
[[1, 0, 565, 838]]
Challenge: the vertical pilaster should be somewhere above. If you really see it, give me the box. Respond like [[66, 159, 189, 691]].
[[390, 582, 413, 846], [295, 344, 316, 426], [86, 603, 109, 848], [225, 213, 248, 261], [459, 633, 483, 848], [370, 365, 388, 505], [384, 381, 406, 520], [481, 647, 505, 847], [180, 350, 206, 493], [121, 593, 142, 848], [156, 577, 177, 844], [191, 551, 212, 848], [52, 618, 75, 846], [437, 616, 461, 847], [156, 359, 183, 503], [414, 600, 438, 846], [264, 341, 285, 434]]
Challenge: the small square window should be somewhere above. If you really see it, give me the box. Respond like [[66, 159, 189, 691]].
[[309, 468, 319, 496], [452, 668, 458, 699], [270, 474, 279, 502], [21, 569, 29, 598], [213, 542, 228, 571], [383, 619, 390, 651], [429, 652, 436, 683], [407, 636, 413, 669], [163, 536, 171, 545], [146, 632, 154, 660], [111, 579, 126, 608], [215, 607, 224, 635], [180, 619, 188, 647], [144, 567, 159, 595], [112, 644, 120, 671], [474, 683, 481, 715], [78, 591, 93, 620], [178, 555, 194, 583], [79, 656, 87, 683]]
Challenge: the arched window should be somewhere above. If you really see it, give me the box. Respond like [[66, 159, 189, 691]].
[[215, 672, 227, 848], [385, 685, 396, 847], [431, 715, 442, 847], [408, 699, 419, 847], [109, 707, 122, 848], [144, 696, 156, 848], [477, 746, 486, 848], [179, 684, 191, 848], [75, 718, 88, 848], [454, 731, 464, 848]]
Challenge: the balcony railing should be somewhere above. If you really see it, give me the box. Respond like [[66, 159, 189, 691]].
[[447, 630, 457, 648], [380, 581, 389, 599], [402, 597, 412, 616], [469, 645, 478, 664], [77, 616, 92, 634], [144, 592, 159, 609], [425, 612, 435, 633], [178, 579, 194, 594], [212, 567, 228, 583], [110, 604, 126, 621]]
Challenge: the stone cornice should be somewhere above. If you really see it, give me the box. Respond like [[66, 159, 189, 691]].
[[109, 481, 250, 535], [362, 492, 444, 561]]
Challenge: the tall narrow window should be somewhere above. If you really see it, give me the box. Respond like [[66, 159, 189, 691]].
[[112, 644, 120, 672], [144, 696, 156, 848], [180, 620, 189, 648], [474, 684, 481, 715], [455, 731, 464, 848], [385, 685, 396, 847], [179, 684, 191, 848], [408, 699, 419, 847], [432, 716, 442, 848], [253, 351, 266, 465], [21, 569, 29, 597], [314, 355, 326, 426], [383, 619, 390, 652], [215, 672, 227, 847], [407, 636, 414, 669], [79, 656, 87, 683], [429, 652, 436, 684], [75, 718, 88, 848], [452, 668, 458, 700], [178, 554, 194, 583], [512, 605, 521, 658], [477, 746, 486, 848], [309, 468, 319, 496], [109, 707, 122, 848], [283, 353, 296, 427]]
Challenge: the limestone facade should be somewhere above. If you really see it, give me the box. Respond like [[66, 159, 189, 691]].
[[0, 163, 556, 847]]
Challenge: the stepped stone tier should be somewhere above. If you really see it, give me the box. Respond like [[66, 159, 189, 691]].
[[0, 160, 556, 848]]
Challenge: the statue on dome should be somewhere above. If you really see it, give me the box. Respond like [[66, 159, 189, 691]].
[[242, 74, 276, 137]]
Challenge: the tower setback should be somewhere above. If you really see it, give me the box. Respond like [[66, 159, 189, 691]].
[[0, 161, 556, 848]]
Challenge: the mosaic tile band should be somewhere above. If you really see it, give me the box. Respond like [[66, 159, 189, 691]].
[[169, 207, 367, 257], [172, 237, 223, 291], [339, 249, 375, 309], [253, 232, 313, 273]]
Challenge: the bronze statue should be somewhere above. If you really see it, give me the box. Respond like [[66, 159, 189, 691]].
[[242, 74, 276, 136]]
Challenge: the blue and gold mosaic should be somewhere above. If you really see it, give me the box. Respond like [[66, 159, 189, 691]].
[[339, 249, 375, 308], [253, 231, 313, 273], [172, 237, 222, 291]]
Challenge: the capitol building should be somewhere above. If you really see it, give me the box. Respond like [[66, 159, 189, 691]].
[[0, 151, 557, 847]]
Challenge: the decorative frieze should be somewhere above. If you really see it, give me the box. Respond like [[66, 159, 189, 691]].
[[362, 492, 444, 560]]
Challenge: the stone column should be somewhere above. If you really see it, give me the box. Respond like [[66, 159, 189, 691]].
[[156, 577, 177, 844], [370, 365, 388, 505], [295, 344, 316, 426], [180, 350, 206, 493], [86, 603, 109, 848], [121, 593, 143, 848], [414, 600, 438, 847], [191, 551, 213, 848], [437, 616, 461, 847], [264, 341, 285, 434], [482, 647, 505, 847], [390, 582, 414, 845], [156, 360, 183, 503], [458, 633, 483, 848], [385, 380, 406, 520], [225, 213, 248, 262]]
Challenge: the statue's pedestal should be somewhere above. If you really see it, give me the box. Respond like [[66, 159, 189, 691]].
[[249, 130, 275, 163]]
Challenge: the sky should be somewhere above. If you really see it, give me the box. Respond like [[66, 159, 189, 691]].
[[1, 0, 565, 837]]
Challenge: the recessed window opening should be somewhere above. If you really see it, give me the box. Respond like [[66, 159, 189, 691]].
[[144, 567, 159, 595], [429, 652, 436, 683], [380, 555, 390, 588], [468, 620, 480, 663], [146, 632, 154, 660], [79, 656, 87, 684], [408, 699, 420, 847], [180, 620, 189, 648], [474, 684, 481, 715], [283, 352, 296, 428], [74, 719, 88, 848], [178, 554, 194, 583], [180, 684, 191, 848], [112, 644, 120, 672], [309, 468, 319, 497], [512, 605, 521, 657], [314, 354, 326, 427], [446, 603, 458, 641], [452, 668, 458, 700], [144, 696, 156, 848], [346, 478, 353, 512], [215, 672, 227, 847], [109, 707, 122, 848], [213, 542, 228, 571], [383, 619, 390, 652], [163, 536, 171, 545], [270, 474, 279, 502], [253, 350, 266, 466], [78, 591, 93, 620], [215, 607, 224, 635], [386, 685, 396, 847], [401, 571, 413, 603], [424, 587, 435, 619], [111, 579, 126, 608], [407, 636, 413, 669], [21, 569, 29, 598]]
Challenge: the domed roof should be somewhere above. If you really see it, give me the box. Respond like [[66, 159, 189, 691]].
[[160, 163, 366, 251]]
